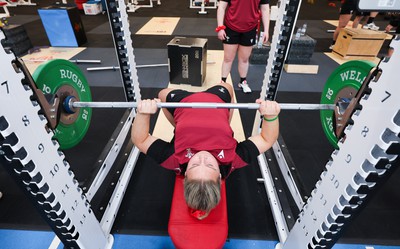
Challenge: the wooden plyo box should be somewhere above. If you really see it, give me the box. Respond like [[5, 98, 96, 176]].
[[333, 28, 386, 58]]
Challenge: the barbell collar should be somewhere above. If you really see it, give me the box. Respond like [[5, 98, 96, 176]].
[[70, 101, 336, 110]]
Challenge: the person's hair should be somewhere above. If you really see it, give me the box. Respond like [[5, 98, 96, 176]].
[[184, 177, 221, 212]]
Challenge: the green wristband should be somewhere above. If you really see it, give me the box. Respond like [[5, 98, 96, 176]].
[[263, 115, 278, 122]]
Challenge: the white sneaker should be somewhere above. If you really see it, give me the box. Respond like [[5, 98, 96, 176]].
[[238, 80, 252, 93], [329, 44, 334, 50], [362, 22, 379, 31]]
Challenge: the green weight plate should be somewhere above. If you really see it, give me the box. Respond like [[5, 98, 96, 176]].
[[320, 60, 375, 149], [32, 59, 92, 149]]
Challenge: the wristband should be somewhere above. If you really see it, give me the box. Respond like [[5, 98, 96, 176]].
[[263, 115, 278, 122], [215, 25, 226, 32]]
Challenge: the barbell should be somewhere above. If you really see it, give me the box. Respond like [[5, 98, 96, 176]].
[[68, 100, 336, 110], [31, 59, 376, 150]]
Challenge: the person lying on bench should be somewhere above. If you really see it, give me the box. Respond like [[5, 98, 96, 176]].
[[131, 81, 280, 220]]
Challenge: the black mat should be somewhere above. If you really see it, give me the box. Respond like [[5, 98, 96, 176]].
[[72, 47, 170, 88], [278, 52, 340, 93], [173, 17, 216, 37], [6, 14, 40, 25], [133, 48, 170, 88], [230, 52, 339, 93], [297, 1, 341, 21], [70, 47, 122, 87], [87, 16, 152, 35], [296, 20, 336, 39]]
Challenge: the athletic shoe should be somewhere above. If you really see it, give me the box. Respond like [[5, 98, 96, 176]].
[[362, 22, 380, 31], [238, 80, 252, 93], [329, 44, 334, 50]]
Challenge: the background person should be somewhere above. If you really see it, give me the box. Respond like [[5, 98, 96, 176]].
[[216, 0, 270, 93]]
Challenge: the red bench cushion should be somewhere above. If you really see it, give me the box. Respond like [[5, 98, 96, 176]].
[[168, 176, 228, 249]]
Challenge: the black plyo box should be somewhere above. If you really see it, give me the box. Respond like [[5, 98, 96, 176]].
[[167, 37, 207, 86]]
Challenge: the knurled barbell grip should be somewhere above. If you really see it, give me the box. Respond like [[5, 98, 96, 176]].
[[70, 101, 336, 110]]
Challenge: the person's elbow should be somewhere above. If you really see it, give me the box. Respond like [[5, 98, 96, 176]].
[[261, 132, 279, 152], [132, 132, 156, 154], [249, 132, 279, 154], [131, 132, 148, 153]]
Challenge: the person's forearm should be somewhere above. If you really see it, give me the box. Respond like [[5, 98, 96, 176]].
[[261, 4, 270, 33], [131, 113, 151, 147], [260, 115, 279, 145], [217, 2, 227, 26]]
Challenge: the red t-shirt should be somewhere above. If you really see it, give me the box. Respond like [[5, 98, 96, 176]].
[[222, 0, 269, 33], [146, 89, 260, 178], [173, 93, 237, 165]]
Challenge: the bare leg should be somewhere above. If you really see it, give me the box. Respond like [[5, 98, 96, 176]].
[[221, 44, 238, 79], [158, 88, 176, 127], [217, 81, 235, 121], [352, 15, 364, 28], [364, 11, 379, 26], [237, 45, 253, 79], [333, 14, 352, 41]]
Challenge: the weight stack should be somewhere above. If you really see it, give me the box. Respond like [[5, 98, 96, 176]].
[[286, 34, 316, 64], [1, 24, 33, 56], [250, 44, 270, 64]]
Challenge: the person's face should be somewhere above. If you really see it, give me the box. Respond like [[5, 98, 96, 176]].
[[186, 151, 220, 182]]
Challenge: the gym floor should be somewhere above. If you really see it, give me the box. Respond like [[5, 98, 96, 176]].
[[0, 0, 400, 248]]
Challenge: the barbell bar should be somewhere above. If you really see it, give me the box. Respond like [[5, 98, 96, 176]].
[[29, 58, 374, 150], [69, 100, 336, 110]]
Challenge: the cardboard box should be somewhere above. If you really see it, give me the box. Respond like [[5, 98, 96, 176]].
[[333, 28, 386, 58], [83, 1, 102, 15], [168, 37, 207, 86]]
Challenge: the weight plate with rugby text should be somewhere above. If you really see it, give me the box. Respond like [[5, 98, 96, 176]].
[[320, 60, 375, 148], [32, 59, 92, 149]]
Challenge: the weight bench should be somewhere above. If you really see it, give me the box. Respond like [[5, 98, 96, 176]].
[[0, 2, 10, 18], [168, 175, 228, 249]]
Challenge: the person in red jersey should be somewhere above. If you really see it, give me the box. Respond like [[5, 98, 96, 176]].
[[132, 81, 280, 220], [216, 0, 270, 93]]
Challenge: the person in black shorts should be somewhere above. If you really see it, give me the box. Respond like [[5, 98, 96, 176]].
[[216, 0, 270, 93], [131, 81, 280, 219], [330, 0, 379, 49]]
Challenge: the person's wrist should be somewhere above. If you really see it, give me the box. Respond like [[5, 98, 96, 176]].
[[137, 112, 151, 116], [263, 115, 278, 122], [215, 25, 226, 32]]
